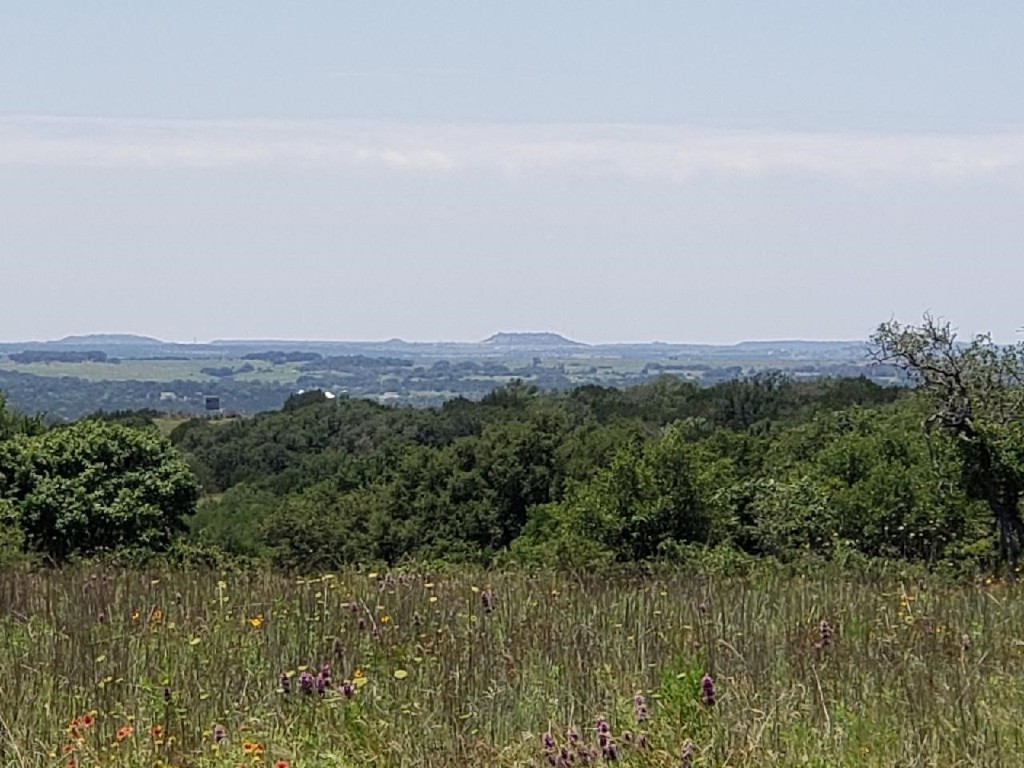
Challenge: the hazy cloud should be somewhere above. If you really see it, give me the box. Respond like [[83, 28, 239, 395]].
[[3, 116, 1024, 184]]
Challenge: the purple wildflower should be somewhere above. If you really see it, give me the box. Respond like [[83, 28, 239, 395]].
[[819, 619, 833, 649], [212, 724, 227, 745], [340, 680, 355, 699], [279, 672, 291, 694], [542, 731, 556, 751], [299, 670, 315, 695], [481, 590, 493, 614], [700, 674, 716, 707], [320, 662, 332, 683], [315, 673, 327, 696], [602, 741, 619, 761], [633, 693, 648, 722]]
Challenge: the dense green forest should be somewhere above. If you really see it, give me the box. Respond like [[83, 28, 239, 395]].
[[2, 318, 1023, 575]]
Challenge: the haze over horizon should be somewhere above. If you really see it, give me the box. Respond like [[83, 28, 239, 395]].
[[3, 3, 1023, 344]]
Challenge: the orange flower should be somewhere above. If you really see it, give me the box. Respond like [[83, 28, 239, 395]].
[[150, 724, 164, 740], [241, 741, 257, 754], [80, 714, 95, 728], [116, 725, 134, 741], [275, 761, 290, 768]]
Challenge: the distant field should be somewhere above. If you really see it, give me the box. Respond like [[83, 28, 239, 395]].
[[0, 358, 304, 384]]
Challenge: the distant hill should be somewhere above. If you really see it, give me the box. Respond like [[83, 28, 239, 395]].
[[482, 332, 586, 347], [54, 334, 164, 346]]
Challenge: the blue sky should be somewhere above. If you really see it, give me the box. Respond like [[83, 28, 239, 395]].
[[2, 2, 1023, 343]]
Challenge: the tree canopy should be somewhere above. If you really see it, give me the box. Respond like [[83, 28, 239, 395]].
[[0, 419, 199, 562]]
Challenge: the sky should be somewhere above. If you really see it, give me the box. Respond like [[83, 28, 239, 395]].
[[2, 1, 1023, 344]]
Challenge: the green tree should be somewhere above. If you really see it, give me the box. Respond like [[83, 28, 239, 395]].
[[0, 392, 44, 441], [0, 420, 199, 561], [872, 315, 1024, 572]]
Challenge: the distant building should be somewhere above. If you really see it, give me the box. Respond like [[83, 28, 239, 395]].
[[204, 395, 221, 412]]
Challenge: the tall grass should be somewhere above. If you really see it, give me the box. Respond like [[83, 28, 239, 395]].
[[1, 565, 1022, 767]]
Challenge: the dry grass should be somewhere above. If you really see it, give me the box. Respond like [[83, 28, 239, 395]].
[[1, 566, 1022, 767]]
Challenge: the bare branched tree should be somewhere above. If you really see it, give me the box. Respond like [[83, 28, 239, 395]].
[[871, 314, 1024, 576]]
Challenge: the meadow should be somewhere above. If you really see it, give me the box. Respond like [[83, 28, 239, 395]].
[[2, 565, 1022, 768]]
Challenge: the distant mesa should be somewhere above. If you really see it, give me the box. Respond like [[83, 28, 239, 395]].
[[482, 332, 586, 347], [54, 333, 164, 345]]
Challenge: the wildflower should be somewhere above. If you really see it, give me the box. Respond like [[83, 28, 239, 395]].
[[79, 714, 95, 729], [315, 673, 327, 696], [621, 730, 633, 744], [961, 633, 972, 652], [150, 724, 164, 740], [412, 611, 422, 627], [340, 680, 355, 699], [151, 608, 163, 623], [698, 601, 708, 614], [635, 733, 649, 749], [633, 693, 648, 722], [357, 617, 366, 631], [320, 662, 332, 683], [116, 725, 133, 741], [379, 613, 391, 624], [542, 731, 556, 751], [241, 741, 257, 754], [481, 590, 493, 614], [680, 740, 695, 767], [566, 727, 579, 744], [97, 611, 107, 624], [279, 672, 291, 694], [819, 619, 833, 649], [248, 615, 263, 629], [700, 674, 716, 707], [212, 724, 228, 745], [131, 610, 140, 622], [299, 671, 315, 695], [602, 741, 619, 761], [333, 638, 345, 658], [596, 718, 610, 748], [275, 761, 290, 768]]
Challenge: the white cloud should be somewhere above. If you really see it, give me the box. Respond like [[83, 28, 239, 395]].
[[2, 115, 1024, 184]]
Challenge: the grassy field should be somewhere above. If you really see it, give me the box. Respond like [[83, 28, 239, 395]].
[[0, 359, 303, 385], [1, 566, 1022, 768]]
